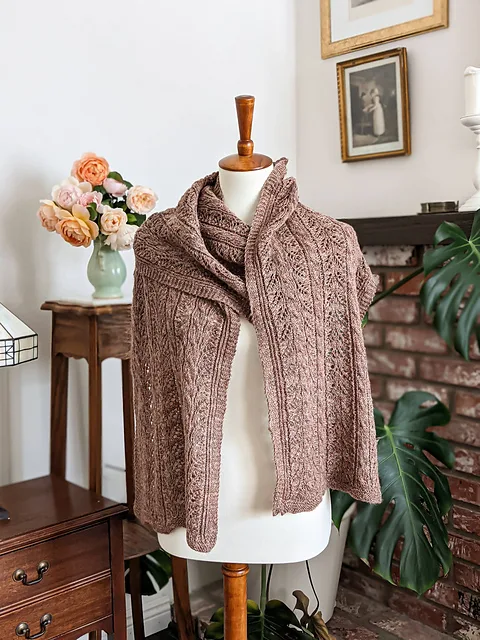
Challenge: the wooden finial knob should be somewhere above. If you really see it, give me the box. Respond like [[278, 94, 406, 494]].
[[235, 95, 255, 157], [218, 95, 273, 172]]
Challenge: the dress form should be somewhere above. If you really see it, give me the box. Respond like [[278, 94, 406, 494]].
[[157, 96, 332, 564]]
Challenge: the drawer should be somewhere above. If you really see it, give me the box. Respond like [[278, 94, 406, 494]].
[[0, 524, 110, 609], [0, 575, 111, 640]]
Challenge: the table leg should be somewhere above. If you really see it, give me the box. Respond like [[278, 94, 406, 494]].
[[222, 564, 249, 640], [121, 359, 135, 513], [88, 316, 102, 495], [50, 352, 69, 478], [172, 556, 196, 640], [111, 517, 128, 640]]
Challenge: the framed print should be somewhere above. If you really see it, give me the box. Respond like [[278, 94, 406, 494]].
[[321, 0, 448, 59], [337, 48, 411, 162]]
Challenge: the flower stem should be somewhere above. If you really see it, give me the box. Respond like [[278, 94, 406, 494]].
[[260, 564, 267, 639]]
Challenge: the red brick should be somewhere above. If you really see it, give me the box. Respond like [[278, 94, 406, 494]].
[[454, 447, 480, 475], [363, 323, 384, 347], [386, 379, 450, 405], [451, 615, 480, 639], [455, 562, 480, 592], [368, 298, 420, 324], [450, 533, 480, 564], [367, 349, 416, 378], [458, 590, 480, 622], [363, 245, 418, 267], [385, 326, 448, 354], [369, 375, 384, 399], [373, 272, 384, 293], [430, 419, 480, 448], [385, 270, 425, 296], [388, 591, 448, 631], [456, 391, 480, 420], [448, 475, 480, 506], [426, 580, 460, 610], [453, 506, 480, 537], [419, 357, 480, 389], [340, 566, 389, 605]]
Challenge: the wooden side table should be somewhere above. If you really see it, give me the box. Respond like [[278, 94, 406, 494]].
[[0, 475, 128, 639], [41, 300, 194, 640]]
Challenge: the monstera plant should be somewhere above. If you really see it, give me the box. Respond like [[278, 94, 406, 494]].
[[331, 212, 480, 596]]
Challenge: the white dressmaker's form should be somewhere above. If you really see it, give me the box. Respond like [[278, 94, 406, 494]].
[[159, 96, 332, 640], [460, 67, 480, 212]]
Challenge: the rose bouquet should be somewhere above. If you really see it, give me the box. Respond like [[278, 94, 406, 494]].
[[37, 152, 157, 251], [37, 152, 158, 298]]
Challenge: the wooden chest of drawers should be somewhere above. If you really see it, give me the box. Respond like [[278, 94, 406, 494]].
[[0, 476, 128, 640]]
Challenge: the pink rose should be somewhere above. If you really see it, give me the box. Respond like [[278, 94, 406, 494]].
[[52, 176, 92, 211], [78, 191, 103, 207], [126, 185, 157, 214], [103, 178, 128, 197], [104, 224, 137, 251], [37, 200, 58, 232], [99, 205, 127, 235]]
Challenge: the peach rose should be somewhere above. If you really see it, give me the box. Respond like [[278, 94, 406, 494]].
[[103, 177, 128, 197], [99, 205, 127, 235], [37, 200, 58, 232], [104, 224, 137, 251], [126, 185, 157, 214], [71, 152, 110, 186], [56, 204, 99, 248]]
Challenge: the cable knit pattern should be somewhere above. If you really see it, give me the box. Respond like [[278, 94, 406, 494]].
[[132, 158, 382, 553]]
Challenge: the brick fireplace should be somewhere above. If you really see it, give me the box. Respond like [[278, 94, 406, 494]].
[[343, 212, 480, 639]]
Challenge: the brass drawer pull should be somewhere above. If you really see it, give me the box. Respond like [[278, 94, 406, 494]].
[[12, 561, 50, 586], [15, 613, 52, 638]]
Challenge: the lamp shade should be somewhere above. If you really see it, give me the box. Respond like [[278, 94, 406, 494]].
[[0, 303, 38, 367]]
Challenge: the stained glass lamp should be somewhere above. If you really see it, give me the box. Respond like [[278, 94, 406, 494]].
[[0, 303, 38, 368], [0, 303, 38, 520]]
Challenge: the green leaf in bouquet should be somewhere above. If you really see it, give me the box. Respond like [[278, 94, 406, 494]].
[[93, 185, 107, 195], [108, 171, 124, 182], [127, 213, 137, 223], [124, 180, 133, 189], [135, 213, 147, 226], [87, 203, 98, 221]]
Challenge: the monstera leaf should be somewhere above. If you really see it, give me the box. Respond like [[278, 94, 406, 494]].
[[125, 548, 172, 596], [332, 391, 454, 595], [205, 600, 314, 640], [292, 590, 334, 639], [420, 212, 480, 359]]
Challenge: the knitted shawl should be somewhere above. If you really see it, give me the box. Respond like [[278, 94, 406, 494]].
[[132, 159, 381, 553]]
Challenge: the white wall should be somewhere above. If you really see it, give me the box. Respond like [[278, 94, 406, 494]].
[[0, 0, 297, 488], [296, 0, 480, 218]]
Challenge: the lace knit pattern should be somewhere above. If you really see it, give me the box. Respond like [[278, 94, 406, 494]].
[[132, 159, 381, 553]]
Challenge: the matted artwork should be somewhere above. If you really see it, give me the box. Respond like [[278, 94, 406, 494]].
[[321, 0, 448, 59], [337, 48, 411, 162]]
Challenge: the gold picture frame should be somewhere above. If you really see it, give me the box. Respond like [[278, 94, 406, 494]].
[[337, 47, 411, 162], [321, 0, 448, 59]]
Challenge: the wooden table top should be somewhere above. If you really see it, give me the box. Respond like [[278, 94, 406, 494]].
[[0, 475, 127, 553]]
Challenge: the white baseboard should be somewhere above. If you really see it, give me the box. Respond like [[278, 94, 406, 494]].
[[126, 589, 173, 638]]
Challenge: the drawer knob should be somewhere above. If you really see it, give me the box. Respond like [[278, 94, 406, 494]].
[[15, 613, 52, 639], [13, 561, 50, 586]]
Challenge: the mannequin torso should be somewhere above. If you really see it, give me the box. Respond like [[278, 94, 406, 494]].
[[157, 165, 332, 563]]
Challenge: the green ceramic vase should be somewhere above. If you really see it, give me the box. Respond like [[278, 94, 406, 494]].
[[87, 237, 126, 299]]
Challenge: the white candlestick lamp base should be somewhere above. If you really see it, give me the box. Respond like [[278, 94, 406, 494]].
[[460, 115, 480, 212]]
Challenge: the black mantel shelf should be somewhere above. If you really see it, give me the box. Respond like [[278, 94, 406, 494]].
[[343, 211, 476, 246]]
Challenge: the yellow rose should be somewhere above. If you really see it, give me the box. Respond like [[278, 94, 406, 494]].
[[56, 204, 99, 248]]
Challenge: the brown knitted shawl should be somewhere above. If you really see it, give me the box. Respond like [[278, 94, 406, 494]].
[[132, 159, 381, 553]]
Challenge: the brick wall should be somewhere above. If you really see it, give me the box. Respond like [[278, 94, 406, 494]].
[[340, 244, 480, 639]]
